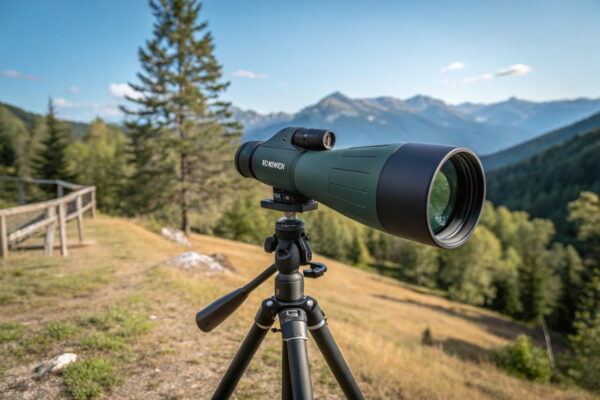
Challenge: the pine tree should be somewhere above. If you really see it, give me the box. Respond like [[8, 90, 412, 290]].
[[68, 118, 128, 210], [568, 191, 600, 266], [546, 243, 584, 332], [347, 230, 371, 266], [568, 267, 600, 391], [567, 193, 600, 390], [123, 0, 241, 234], [36, 98, 73, 182]]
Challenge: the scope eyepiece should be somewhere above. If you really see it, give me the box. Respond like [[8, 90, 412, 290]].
[[292, 128, 335, 150], [234, 140, 263, 179]]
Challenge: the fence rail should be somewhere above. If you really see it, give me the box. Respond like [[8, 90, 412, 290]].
[[0, 177, 96, 258]]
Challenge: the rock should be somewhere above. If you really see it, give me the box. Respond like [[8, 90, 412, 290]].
[[34, 353, 77, 376], [166, 252, 232, 274], [161, 227, 192, 247]]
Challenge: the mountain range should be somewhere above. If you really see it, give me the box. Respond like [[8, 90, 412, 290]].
[[234, 92, 600, 155]]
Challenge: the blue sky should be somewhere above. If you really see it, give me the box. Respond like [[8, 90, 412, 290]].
[[1, 0, 599, 121]]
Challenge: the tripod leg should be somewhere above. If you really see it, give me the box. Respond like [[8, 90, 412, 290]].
[[307, 302, 365, 400], [280, 308, 313, 400], [212, 302, 275, 400], [282, 341, 292, 400]]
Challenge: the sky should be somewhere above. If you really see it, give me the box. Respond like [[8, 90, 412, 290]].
[[1, 0, 599, 122]]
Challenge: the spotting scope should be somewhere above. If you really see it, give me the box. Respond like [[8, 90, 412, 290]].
[[235, 127, 485, 248]]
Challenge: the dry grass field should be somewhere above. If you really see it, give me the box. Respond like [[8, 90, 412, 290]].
[[0, 215, 597, 399]]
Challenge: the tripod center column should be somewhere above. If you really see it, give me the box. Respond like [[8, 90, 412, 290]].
[[273, 217, 309, 302]]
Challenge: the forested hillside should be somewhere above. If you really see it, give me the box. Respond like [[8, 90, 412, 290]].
[[487, 128, 600, 242], [0, 101, 95, 141], [482, 111, 600, 170], [0, 102, 123, 181]]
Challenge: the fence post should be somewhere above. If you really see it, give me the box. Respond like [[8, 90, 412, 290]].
[[76, 195, 84, 244], [18, 178, 25, 205], [44, 206, 56, 256], [91, 188, 96, 218], [0, 215, 8, 259], [58, 203, 68, 256], [541, 315, 556, 369], [57, 184, 64, 199]]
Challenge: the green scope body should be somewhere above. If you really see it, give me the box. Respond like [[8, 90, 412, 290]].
[[235, 127, 485, 249]]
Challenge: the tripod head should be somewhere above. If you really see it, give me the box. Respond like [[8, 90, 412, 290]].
[[195, 188, 326, 332]]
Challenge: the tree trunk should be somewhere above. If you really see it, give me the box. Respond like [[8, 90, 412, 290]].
[[177, 36, 191, 236], [181, 152, 190, 235]]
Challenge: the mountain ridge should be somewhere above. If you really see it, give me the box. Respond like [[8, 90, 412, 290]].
[[235, 92, 600, 155]]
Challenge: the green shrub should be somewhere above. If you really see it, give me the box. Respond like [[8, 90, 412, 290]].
[[421, 327, 434, 346], [63, 357, 121, 400], [493, 335, 552, 382]]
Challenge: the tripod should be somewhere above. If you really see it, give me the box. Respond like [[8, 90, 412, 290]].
[[196, 196, 365, 400]]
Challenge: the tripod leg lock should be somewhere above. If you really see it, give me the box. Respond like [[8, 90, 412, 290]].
[[255, 299, 277, 329], [280, 308, 308, 341], [303, 296, 327, 330]]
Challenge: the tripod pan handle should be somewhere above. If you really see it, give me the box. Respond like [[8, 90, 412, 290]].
[[196, 288, 248, 332]]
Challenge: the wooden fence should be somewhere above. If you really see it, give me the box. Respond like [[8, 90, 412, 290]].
[[0, 177, 96, 258]]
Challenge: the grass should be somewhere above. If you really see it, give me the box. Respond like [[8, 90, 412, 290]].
[[0, 265, 113, 306], [0, 321, 24, 344], [43, 320, 80, 340], [11, 320, 81, 355], [0, 215, 597, 399], [78, 332, 126, 351], [63, 357, 122, 400], [5, 308, 150, 361], [77, 307, 151, 338]]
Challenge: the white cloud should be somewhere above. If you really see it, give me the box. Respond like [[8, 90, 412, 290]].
[[53, 98, 121, 118], [94, 105, 121, 116], [232, 70, 267, 79], [463, 72, 494, 84], [69, 86, 81, 93], [495, 63, 533, 77], [441, 61, 465, 72], [1, 69, 42, 81], [109, 83, 142, 99], [464, 64, 533, 84], [54, 98, 75, 108]]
